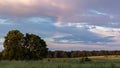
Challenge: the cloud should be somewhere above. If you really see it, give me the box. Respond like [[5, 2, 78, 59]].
[[0, 38, 4, 50], [47, 23, 115, 45], [0, 0, 120, 28], [54, 22, 120, 43], [0, 38, 4, 43], [0, 44, 3, 51], [89, 26, 120, 37], [89, 10, 107, 16], [0, 0, 75, 17], [0, 18, 14, 25], [0, 0, 120, 51], [44, 32, 72, 42], [25, 17, 56, 24], [47, 42, 120, 51], [89, 26, 120, 45]]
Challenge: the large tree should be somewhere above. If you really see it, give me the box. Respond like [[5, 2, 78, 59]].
[[3, 30, 25, 60], [24, 33, 48, 60], [2, 30, 48, 60]]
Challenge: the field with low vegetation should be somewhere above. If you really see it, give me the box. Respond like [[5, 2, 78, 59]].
[[0, 55, 120, 68]]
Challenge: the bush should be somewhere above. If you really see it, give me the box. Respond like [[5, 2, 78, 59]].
[[85, 57, 91, 61], [81, 57, 92, 63]]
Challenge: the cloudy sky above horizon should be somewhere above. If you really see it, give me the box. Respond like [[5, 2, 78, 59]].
[[0, 0, 120, 51]]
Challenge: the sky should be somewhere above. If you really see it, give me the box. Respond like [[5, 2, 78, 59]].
[[0, 0, 120, 51]]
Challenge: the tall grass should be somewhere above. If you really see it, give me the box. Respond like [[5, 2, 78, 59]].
[[0, 61, 120, 68], [0, 56, 120, 68]]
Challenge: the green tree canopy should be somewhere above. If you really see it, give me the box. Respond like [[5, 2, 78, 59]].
[[2, 30, 48, 60], [24, 33, 48, 60], [3, 30, 24, 60]]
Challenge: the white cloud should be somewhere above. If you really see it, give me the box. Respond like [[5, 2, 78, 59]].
[[0, 38, 4, 51], [89, 26, 120, 44], [0, 38, 4, 43], [0, 19, 13, 25], [59, 40, 69, 43], [0, 45, 3, 49], [54, 22, 89, 28], [89, 26, 120, 37], [52, 33, 72, 39], [90, 10, 107, 16], [89, 10, 115, 19], [44, 32, 72, 42], [54, 23, 63, 27], [56, 22, 120, 38], [44, 38, 55, 42], [47, 42, 112, 51], [58, 40, 85, 44]]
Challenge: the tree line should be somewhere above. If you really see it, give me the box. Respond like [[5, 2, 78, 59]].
[[47, 50, 120, 58], [0, 30, 120, 60]]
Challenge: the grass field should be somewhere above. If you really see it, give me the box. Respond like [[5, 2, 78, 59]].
[[0, 55, 120, 68]]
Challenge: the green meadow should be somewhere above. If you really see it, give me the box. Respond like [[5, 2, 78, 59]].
[[0, 55, 120, 68]]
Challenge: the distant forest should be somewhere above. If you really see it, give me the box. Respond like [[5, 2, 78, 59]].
[[47, 50, 120, 58]]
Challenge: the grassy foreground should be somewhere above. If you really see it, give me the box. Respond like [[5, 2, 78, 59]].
[[0, 56, 120, 68]]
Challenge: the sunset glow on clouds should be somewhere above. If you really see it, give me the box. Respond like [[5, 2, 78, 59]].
[[0, 0, 120, 51]]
